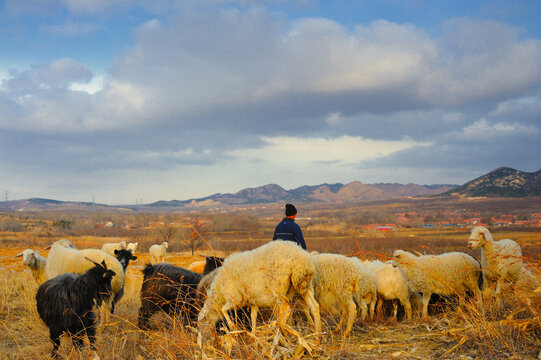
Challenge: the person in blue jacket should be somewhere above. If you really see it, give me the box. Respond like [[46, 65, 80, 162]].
[[272, 203, 306, 250]]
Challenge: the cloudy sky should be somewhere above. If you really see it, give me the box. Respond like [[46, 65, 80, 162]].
[[1, 0, 540, 205]]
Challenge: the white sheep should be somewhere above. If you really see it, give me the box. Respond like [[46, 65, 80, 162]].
[[392, 250, 482, 319], [197, 240, 321, 350], [310, 253, 375, 336], [467, 226, 523, 305], [126, 242, 139, 254], [101, 241, 127, 256], [149, 241, 169, 264], [15, 249, 48, 285], [360, 259, 413, 320], [45, 239, 126, 315]]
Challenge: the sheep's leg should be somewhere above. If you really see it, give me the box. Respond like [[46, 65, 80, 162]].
[[138, 307, 150, 329], [392, 300, 398, 321], [221, 302, 237, 332], [49, 329, 61, 359], [359, 299, 368, 322], [376, 296, 383, 318], [421, 293, 431, 319], [494, 279, 503, 307], [400, 297, 412, 320], [302, 290, 321, 335], [68, 322, 85, 350], [276, 300, 302, 339], [84, 313, 98, 351], [342, 299, 356, 337], [368, 298, 375, 321], [250, 305, 258, 333], [111, 287, 124, 314], [335, 303, 348, 333]]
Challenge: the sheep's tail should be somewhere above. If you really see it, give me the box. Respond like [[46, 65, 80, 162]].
[[142, 263, 154, 277]]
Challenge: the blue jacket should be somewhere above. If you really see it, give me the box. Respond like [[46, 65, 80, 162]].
[[272, 217, 306, 250]]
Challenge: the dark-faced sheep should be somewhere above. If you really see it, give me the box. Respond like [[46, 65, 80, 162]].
[[114, 249, 137, 271], [36, 258, 115, 358], [138, 263, 202, 330]]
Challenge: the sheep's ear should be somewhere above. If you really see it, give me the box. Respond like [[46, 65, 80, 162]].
[[114, 249, 119, 255], [101, 260, 107, 269], [131, 255, 138, 260], [482, 229, 493, 241], [15, 252, 24, 258]]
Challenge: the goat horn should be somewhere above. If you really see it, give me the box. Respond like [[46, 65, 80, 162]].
[[84, 257, 103, 268]]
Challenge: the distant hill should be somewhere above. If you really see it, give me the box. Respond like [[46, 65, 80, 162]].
[[148, 181, 456, 208], [9, 166, 540, 211], [0, 198, 131, 212], [443, 167, 541, 197]]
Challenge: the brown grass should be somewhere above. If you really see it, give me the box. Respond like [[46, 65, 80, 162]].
[[1, 227, 540, 359]]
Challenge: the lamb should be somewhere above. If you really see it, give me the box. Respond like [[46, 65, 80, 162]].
[[358, 259, 413, 320], [149, 242, 169, 264], [45, 239, 126, 314], [15, 249, 48, 285], [197, 240, 321, 347], [114, 249, 137, 271], [392, 250, 482, 319], [36, 258, 115, 358], [467, 226, 523, 305], [126, 242, 139, 254], [138, 263, 202, 329], [310, 253, 374, 336], [101, 241, 127, 256]]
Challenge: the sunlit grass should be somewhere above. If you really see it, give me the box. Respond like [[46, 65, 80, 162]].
[[0, 227, 540, 359]]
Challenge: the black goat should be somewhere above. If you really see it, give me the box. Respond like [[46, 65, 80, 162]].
[[114, 248, 137, 271], [202, 256, 224, 276], [36, 259, 115, 358], [138, 263, 202, 329]]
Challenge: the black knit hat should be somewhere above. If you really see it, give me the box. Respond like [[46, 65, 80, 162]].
[[285, 203, 297, 217]]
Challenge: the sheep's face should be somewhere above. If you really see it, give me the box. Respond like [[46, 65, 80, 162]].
[[17, 250, 36, 267], [392, 250, 408, 268], [467, 237, 482, 250], [468, 227, 488, 249]]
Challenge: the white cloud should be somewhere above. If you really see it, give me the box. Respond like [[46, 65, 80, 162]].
[[229, 135, 427, 165], [69, 75, 105, 94]]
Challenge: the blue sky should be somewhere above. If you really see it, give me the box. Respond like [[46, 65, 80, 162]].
[[1, 0, 540, 204]]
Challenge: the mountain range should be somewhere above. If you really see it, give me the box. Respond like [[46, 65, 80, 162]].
[[0, 167, 538, 211]]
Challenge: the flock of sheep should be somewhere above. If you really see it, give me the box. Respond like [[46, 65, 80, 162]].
[[14, 226, 539, 358]]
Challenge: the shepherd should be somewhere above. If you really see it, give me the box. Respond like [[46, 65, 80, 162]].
[[272, 203, 306, 250]]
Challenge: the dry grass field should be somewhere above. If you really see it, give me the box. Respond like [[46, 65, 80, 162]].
[[1, 226, 540, 359]]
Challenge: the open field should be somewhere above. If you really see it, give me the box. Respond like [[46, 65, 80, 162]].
[[1, 217, 541, 358]]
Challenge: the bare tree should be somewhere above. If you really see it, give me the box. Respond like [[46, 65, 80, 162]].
[[180, 222, 209, 255], [159, 223, 178, 244]]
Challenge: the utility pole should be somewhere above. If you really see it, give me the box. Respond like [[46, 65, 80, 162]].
[[4, 190, 8, 202]]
